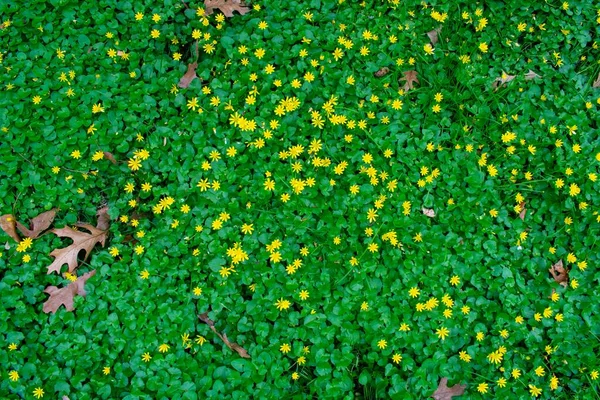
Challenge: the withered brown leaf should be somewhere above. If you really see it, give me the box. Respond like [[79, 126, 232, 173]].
[[198, 312, 251, 358], [427, 27, 441, 46], [374, 67, 390, 78], [593, 72, 600, 88], [492, 71, 515, 90], [0, 214, 20, 242], [431, 377, 466, 400], [400, 70, 419, 92], [103, 151, 117, 165], [15, 209, 57, 239], [549, 259, 568, 287], [204, 0, 250, 18], [43, 270, 96, 313], [524, 70, 541, 80], [46, 210, 109, 275], [178, 62, 198, 89], [518, 202, 526, 221]]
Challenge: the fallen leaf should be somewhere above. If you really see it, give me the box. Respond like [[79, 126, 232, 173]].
[[524, 70, 541, 80], [204, 0, 250, 17], [427, 27, 441, 46], [103, 151, 117, 165], [46, 212, 109, 275], [374, 67, 390, 78], [518, 202, 526, 220], [400, 70, 419, 92], [15, 209, 58, 239], [549, 259, 568, 287], [198, 312, 251, 358], [593, 72, 600, 88], [422, 208, 435, 218], [0, 214, 20, 242], [43, 270, 96, 313], [178, 62, 198, 88], [95, 206, 111, 231], [431, 377, 466, 400], [492, 71, 515, 89]]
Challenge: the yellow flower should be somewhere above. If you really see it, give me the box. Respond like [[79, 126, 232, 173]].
[[535, 366, 545, 377], [436, 327, 449, 340], [280, 343, 291, 353], [479, 42, 489, 53], [392, 353, 402, 364], [103, 366, 110, 375], [92, 103, 105, 113], [142, 352, 151, 362], [477, 383, 488, 394], [275, 298, 291, 311], [9, 370, 19, 381], [33, 387, 44, 399], [158, 343, 170, 353], [377, 339, 387, 349]]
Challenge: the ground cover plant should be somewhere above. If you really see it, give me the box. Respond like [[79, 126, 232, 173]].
[[1, 0, 600, 398]]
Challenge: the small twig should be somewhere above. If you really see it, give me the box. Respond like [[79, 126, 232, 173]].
[[181, 0, 190, 9]]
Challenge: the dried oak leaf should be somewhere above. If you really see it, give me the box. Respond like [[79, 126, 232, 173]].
[[178, 62, 198, 89], [431, 377, 466, 400], [0, 214, 20, 242], [15, 208, 58, 239], [46, 210, 109, 275], [427, 27, 441, 46], [400, 70, 419, 92], [593, 72, 600, 88], [204, 0, 250, 17], [492, 71, 515, 90], [549, 259, 568, 287], [374, 67, 390, 78], [198, 312, 251, 358], [43, 270, 96, 313]]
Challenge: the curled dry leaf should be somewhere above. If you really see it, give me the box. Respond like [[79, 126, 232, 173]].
[[204, 0, 250, 18], [178, 62, 198, 89], [374, 67, 390, 78], [524, 70, 541, 80], [0, 214, 20, 242], [492, 71, 515, 90], [431, 377, 466, 400], [14, 208, 58, 239], [103, 151, 117, 165], [549, 259, 568, 287], [593, 72, 600, 88], [43, 270, 96, 313], [518, 202, 526, 220], [198, 312, 251, 358], [426, 27, 441, 46], [400, 70, 419, 92], [422, 208, 435, 218]]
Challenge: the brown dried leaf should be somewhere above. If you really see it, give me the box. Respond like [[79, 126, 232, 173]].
[[198, 313, 251, 358], [0, 214, 20, 242], [178, 62, 198, 89], [518, 202, 526, 220], [46, 213, 109, 275], [204, 0, 250, 17], [427, 27, 441, 46], [524, 70, 541, 80], [43, 270, 96, 313], [400, 70, 419, 92], [96, 206, 111, 231], [431, 377, 466, 400], [422, 208, 436, 218], [103, 151, 117, 165], [593, 72, 600, 88], [374, 67, 390, 78], [492, 71, 516, 90], [15, 208, 58, 239], [549, 259, 568, 287]]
